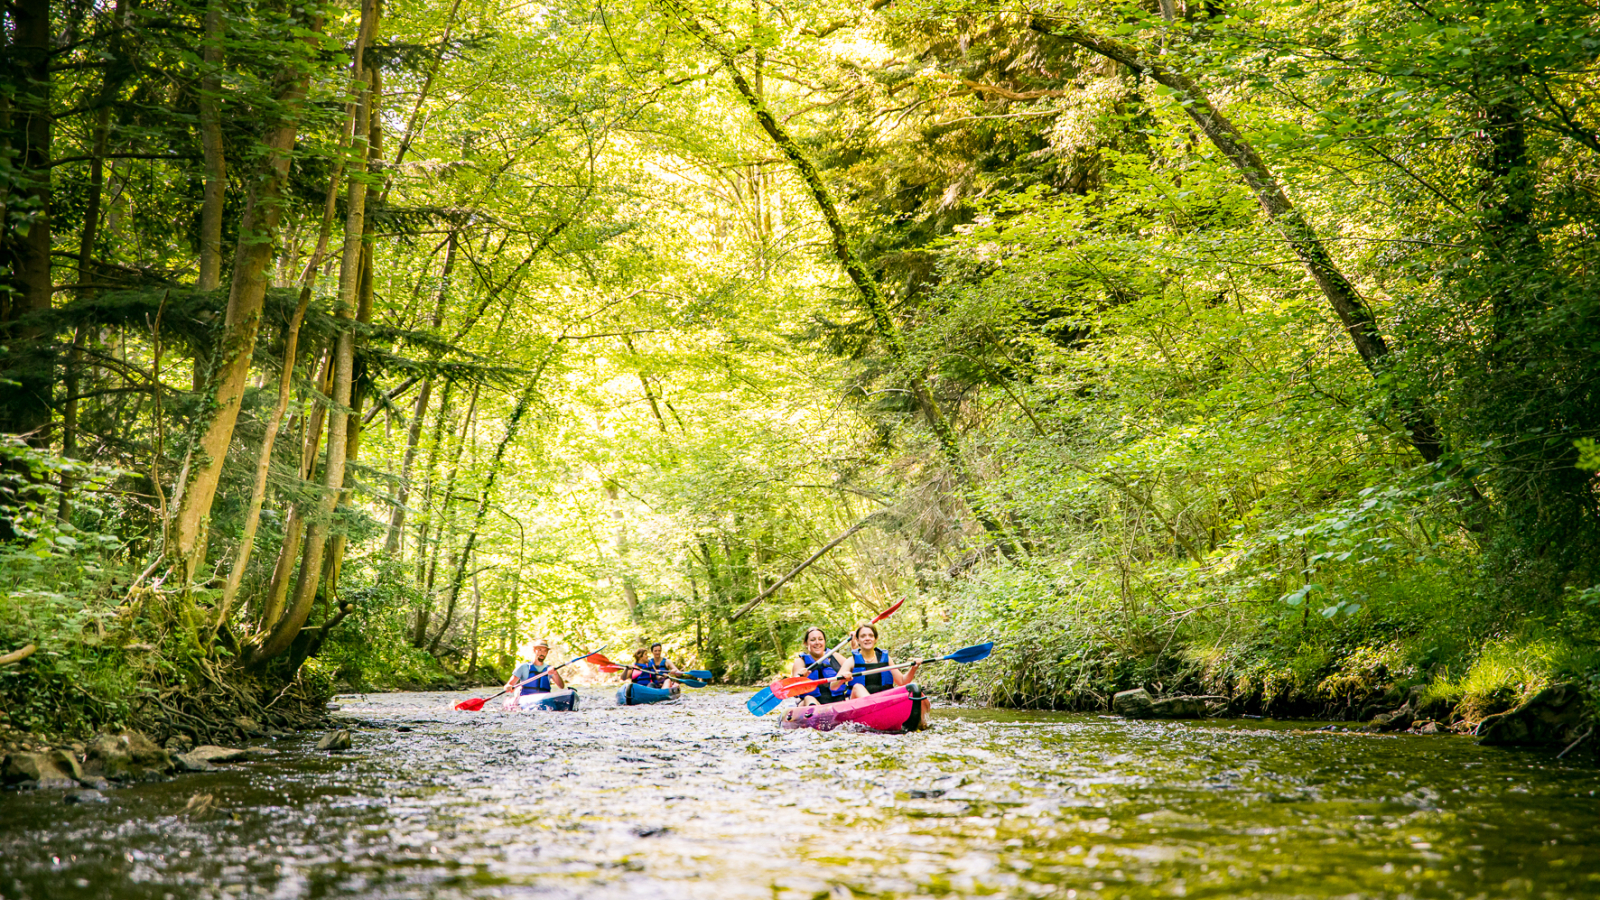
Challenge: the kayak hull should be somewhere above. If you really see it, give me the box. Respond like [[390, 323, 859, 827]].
[[779, 684, 931, 733], [514, 688, 579, 711], [616, 682, 680, 705]]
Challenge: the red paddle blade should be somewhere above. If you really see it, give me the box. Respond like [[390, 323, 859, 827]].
[[589, 653, 618, 668], [871, 597, 906, 624], [772, 676, 828, 699], [454, 697, 488, 711]]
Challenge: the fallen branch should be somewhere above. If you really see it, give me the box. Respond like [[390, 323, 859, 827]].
[[729, 512, 886, 622], [0, 643, 37, 666]]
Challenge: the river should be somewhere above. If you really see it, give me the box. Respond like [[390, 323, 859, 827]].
[[1, 687, 1596, 899]]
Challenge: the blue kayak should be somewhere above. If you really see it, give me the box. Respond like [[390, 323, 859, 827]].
[[515, 688, 579, 711], [616, 682, 678, 705]]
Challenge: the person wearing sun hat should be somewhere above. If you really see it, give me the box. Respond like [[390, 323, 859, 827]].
[[507, 638, 565, 698]]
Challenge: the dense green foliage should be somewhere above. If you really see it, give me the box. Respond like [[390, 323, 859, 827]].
[[2, 0, 1597, 738]]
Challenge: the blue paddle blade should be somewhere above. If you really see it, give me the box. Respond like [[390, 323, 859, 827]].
[[686, 670, 714, 681], [677, 678, 708, 689], [752, 690, 786, 716], [745, 686, 776, 715], [941, 641, 994, 664]]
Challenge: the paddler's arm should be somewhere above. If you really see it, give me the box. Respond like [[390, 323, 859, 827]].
[[549, 668, 566, 690], [830, 651, 855, 689], [893, 658, 922, 687]]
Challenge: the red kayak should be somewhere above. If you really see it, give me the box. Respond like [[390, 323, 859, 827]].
[[779, 684, 931, 733]]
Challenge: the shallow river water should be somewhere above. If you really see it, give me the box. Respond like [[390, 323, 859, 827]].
[[1, 687, 1597, 899]]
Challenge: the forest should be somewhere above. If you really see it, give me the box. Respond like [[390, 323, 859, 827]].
[[1, 0, 1597, 744]]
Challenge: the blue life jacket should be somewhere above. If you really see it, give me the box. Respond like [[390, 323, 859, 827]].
[[852, 650, 894, 693], [801, 652, 849, 701], [515, 662, 552, 694], [641, 658, 670, 688], [630, 664, 652, 686]]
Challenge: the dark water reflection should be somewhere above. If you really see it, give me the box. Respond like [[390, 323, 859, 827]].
[[1, 688, 1596, 898]]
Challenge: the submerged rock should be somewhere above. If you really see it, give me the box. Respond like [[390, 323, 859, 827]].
[[1477, 684, 1586, 748], [64, 789, 108, 804], [315, 729, 352, 751], [85, 730, 174, 782]]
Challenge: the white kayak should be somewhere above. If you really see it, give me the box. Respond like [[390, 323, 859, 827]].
[[509, 688, 579, 711]]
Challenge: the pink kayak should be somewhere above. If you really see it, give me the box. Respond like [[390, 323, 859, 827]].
[[779, 684, 932, 733]]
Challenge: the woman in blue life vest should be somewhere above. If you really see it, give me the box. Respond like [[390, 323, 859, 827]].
[[506, 638, 565, 702], [623, 648, 653, 687], [847, 624, 920, 699], [790, 626, 854, 706], [641, 642, 681, 688]]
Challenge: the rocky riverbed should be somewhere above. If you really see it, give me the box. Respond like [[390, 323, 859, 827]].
[[2, 687, 1598, 898]]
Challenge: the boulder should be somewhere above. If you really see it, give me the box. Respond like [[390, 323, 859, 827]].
[[3, 751, 80, 789], [64, 789, 109, 804], [1112, 688, 1155, 718], [1149, 697, 1208, 720], [85, 730, 174, 782], [1366, 705, 1415, 733], [1477, 684, 1586, 748], [1412, 721, 1442, 736], [315, 729, 352, 751]]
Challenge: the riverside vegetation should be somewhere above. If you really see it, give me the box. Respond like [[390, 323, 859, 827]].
[[2, 0, 1598, 769]]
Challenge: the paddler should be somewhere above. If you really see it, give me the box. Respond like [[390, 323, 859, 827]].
[[848, 624, 920, 698], [791, 626, 854, 706], [641, 642, 681, 688], [622, 648, 654, 686], [505, 639, 565, 706]]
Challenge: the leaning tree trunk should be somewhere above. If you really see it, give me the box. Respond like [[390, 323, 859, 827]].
[[659, 0, 1018, 558], [1030, 20, 1451, 468], [165, 7, 327, 582], [250, 0, 380, 667]]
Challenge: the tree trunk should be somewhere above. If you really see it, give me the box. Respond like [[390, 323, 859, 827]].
[[386, 232, 456, 553], [0, 0, 55, 442], [249, 0, 380, 666], [219, 98, 353, 638], [197, 2, 227, 294], [166, 8, 327, 581], [661, 0, 1017, 557], [323, 66, 384, 596], [1030, 20, 1451, 466], [428, 358, 556, 653]]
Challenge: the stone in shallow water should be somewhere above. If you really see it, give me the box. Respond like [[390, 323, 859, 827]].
[[2, 751, 79, 789], [86, 730, 173, 782], [315, 729, 353, 751], [1113, 688, 1154, 718], [64, 789, 108, 804]]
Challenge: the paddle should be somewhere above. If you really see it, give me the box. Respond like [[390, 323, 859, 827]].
[[768, 641, 994, 700], [590, 653, 709, 688], [744, 599, 907, 716], [454, 644, 607, 711]]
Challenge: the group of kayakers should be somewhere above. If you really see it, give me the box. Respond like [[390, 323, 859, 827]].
[[503, 625, 916, 707], [791, 624, 920, 705], [504, 639, 683, 699], [622, 643, 682, 690]]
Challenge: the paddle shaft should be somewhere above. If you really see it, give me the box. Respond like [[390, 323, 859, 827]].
[[781, 655, 944, 696], [609, 661, 702, 686]]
